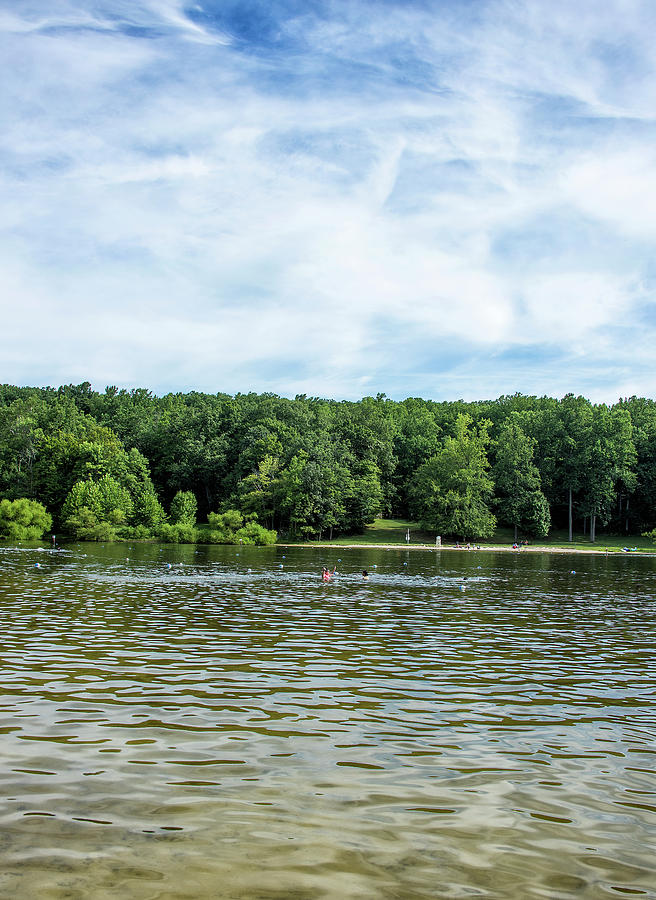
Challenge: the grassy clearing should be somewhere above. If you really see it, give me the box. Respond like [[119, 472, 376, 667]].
[[327, 518, 436, 546], [286, 519, 656, 553]]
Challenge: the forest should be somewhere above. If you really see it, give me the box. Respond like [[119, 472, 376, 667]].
[[1, 382, 655, 544]]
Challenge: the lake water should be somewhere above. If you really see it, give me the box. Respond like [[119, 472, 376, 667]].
[[1, 542, 655, 899]]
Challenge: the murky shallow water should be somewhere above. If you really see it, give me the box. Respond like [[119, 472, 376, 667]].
[[1, 542, 655, 899]]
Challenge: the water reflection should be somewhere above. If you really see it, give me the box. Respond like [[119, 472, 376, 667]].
[[1, 543, 655, 898]]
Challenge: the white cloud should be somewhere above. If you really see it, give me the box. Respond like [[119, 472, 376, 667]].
[[560, 150, 656, 242], [1, 0, 656, 401], [517, 272, 636, 342]]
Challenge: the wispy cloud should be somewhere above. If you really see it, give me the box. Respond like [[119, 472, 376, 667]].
[[1, 0, 655, 401]]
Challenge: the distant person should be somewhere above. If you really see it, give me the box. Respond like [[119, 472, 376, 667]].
[[362, 570, 369, 580], [322, 567, 335, 582]]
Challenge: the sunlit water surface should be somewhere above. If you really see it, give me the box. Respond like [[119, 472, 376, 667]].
[[1, 542, 655, 899]]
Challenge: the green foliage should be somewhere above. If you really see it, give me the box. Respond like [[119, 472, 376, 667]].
[[235, 455, 280, 529], [492, 417, 551, 538], [156, 523, 199, 543], [61, 506, 118, 541], [347, 460, 385, 531], [169, 490, 198, 525], [122, 524, 153, 540], [579, 406, 636, 538], [234, 521, 277, 545], [205, 509, 276, 545], [132, 485, 167, 530], [4, 382, 656, 542], [0, 497, 52, 540], [409, 415, 496, 539], [61, 475, 134, 531]]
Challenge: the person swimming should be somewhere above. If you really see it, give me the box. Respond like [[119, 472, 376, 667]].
[[362, 570, 369, 579], [322, 566, 335, 582]]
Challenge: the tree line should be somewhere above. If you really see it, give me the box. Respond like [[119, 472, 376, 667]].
[[1, 382, 654, 543]]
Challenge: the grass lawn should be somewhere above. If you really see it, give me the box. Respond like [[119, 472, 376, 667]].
[[287, 519, 656, 553], [327, 518, 436, 545]]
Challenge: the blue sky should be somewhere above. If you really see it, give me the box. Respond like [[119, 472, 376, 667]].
[[2, 0, 656, 401]]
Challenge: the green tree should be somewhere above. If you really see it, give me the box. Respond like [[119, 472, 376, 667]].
[[409, 414, 496, 539], [532, 395, 592, 541], [345, 460, 384, 532], [61, 475, 134, 539], [0, 497, 52, 540], [234, 455, 281, 529], [170, 490, 198, 525], [208, 509, 244, 532], [619, 397, 656, 532], [579, 405, 636, 542], [391, 398, 442, 513], [206, 509, 276, 545], [492, 417, 551, 539], [0, 400, 43, 497]]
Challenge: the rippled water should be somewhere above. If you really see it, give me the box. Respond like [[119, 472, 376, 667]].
[[1, 542, 655, 899]]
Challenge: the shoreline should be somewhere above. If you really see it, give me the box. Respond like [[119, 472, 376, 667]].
[[277, 542, 656, 557]]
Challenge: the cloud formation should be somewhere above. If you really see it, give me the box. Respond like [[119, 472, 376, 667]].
[[2, 0, 655, 401]]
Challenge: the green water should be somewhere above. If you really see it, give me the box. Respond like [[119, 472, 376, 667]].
[[1, 542, 655, 899]]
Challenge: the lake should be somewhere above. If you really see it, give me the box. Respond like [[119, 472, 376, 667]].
[[1, 542, 655, 899]]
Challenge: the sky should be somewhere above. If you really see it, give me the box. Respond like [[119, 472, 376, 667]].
[[2, 0, 656, 403]]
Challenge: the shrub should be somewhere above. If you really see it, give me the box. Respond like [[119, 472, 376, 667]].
[[61, 476, 133, 527], [207, 510, 243, 531], [64, 506, 119, 541], [121, 524, 153, 540], [204, 510, 276, 546], [0, 498, 53, 541], [235, 521, 277, 545], [90, 521, 117, 542], [156, 523, 198, 544], [170, 491, 197, 526], [204, 529, 231, 544], [133, 486, 167, 529]]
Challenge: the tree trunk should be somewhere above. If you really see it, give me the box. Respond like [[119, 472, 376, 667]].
[[625, 497, 630, 533], [568, 488, 573, 542], [514, 523, 518, 542], [590, 514, 596, 542], [583, 515, 587, 536]]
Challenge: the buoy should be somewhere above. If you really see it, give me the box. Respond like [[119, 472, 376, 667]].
[[403, 562, 407, 565], [570, 570, 576, 575], [166, 563, 172, 569], [278, 564, 283, 568], [34, 563, 41, 568]]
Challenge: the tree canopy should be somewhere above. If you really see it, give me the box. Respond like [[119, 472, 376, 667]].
[[1, 383, 654, 543]]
